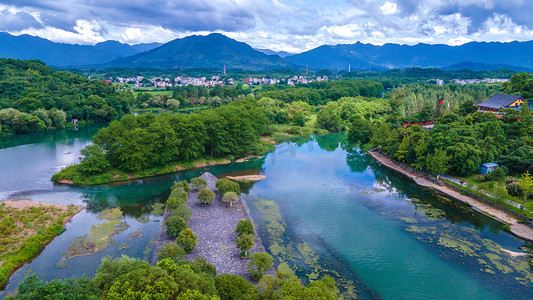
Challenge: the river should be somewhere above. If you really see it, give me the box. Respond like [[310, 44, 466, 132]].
[[0, 126, 532, 299]]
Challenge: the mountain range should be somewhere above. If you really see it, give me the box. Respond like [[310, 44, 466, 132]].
[[1, 31, 533, 72], [106, 33, 296, 70]]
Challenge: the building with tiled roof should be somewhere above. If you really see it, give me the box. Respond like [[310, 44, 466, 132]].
[[475, 93, 524, 112]]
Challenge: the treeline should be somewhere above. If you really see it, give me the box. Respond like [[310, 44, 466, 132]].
[[6, 255, 337, 300], [53, 99, 269, 180], [257, 80, 383, 106], [341, 67, 517, 88], [0, 59, 133, 135], [387, 83, 499, 122]]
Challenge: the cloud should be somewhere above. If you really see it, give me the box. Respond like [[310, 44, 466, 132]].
[[0, 9, 42, 31], [1, 0, 533, 52], [380, 1, 397, 15]]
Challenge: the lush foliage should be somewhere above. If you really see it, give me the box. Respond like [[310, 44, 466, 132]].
[[247, 252, 274, 280], [177, 229, 198, 252], [191, 177, 207, 191], [215, 274, 257, 300], [165, 216, 187, 238], [215, 178, 240, 195], [53, 98, 270, 182], [257, 80, 383, 106], [8, 255, 338, 299], [221, 192, 240, 207], [0, 59, 132, 135], [198, 188, 215, 205], [157, 242, 186, 262], [236, 234, 255, 256], [235, 219, 254, 236]]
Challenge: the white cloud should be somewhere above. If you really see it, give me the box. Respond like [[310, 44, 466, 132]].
[[380, 1, 397, 15]]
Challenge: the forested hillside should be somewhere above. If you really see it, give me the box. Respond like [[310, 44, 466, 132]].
[[0, 59, 133, 135]]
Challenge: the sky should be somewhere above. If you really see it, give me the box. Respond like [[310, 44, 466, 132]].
[[1, 0, 533, 53]]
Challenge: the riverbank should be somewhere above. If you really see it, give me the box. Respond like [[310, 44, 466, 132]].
[[0, 200, 84, 288], [367, 148, 533, 242], [53, 155, 264, 186]]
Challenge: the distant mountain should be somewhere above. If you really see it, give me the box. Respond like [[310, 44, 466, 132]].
[[441, 61, 533, 73], [255, 48, 294, 58], [0, 32, 147, 67], [131, 42, 163, 53], [286, 41, 533, 71], [107, 33, 298, 70]]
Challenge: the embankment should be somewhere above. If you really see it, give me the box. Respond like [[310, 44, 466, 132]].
[[367, 148, 533, 242]]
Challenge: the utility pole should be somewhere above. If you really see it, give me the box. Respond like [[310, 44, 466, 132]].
[[223, 64, 226, 75]]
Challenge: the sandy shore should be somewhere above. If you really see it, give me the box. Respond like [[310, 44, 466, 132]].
[[225, 175, 266, 182], [367, 149, 533, 242]]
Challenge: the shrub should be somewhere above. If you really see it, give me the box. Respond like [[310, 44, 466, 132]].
[[216, 178, 240, 195], [287, 126, 301, 135], [167, 187, 188, 209], [173, 180, 191, 193], [157, 242, 186, 262], [198, 188, 215, 205], [247, 252, 274, 280], [165, 216, 187, 238], [488, 167, 507, 182], [215, 274, 257, 300], [236, 234, 254, 256], [171, 203, 192, 221], [191, 177, 207, 190], [177, 228, 197, 252], [188, 257, 217, 277], [235, 219, 254, 236], [221, 192, 240, 207]]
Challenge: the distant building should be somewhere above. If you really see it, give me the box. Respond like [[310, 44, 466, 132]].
[[475, 93, 525, 112], [479, 163, 499, 174]]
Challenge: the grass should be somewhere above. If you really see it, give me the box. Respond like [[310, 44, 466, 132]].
[[0, 202, 80, 288], [52, 156, 230, 186]]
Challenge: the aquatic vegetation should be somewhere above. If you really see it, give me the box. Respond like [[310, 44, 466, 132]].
[[64, 208, 129, 258], [251, 196, 359, 299], [127, 231, 143, 240], [151, 203, 165, 216]]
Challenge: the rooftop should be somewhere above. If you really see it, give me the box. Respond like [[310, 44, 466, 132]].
[[475, 93, 522, 109]]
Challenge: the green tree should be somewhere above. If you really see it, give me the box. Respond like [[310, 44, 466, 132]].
[[235, 219, 254, 236], [221, 192, 239, 207], [519, 171, 533, 200], [173, 180, 191, 193], [157, 242, 186, 262], [77, 144, 111, 175], [247, 252, 273, 280], [394, 135, 410, 162], [165, 216, 187, 238], [215, 274, 257, 300], [177, 229, 197, 252], [426, 148, 450, 177], [191, 177, 207, 191], [236, 234, 254, 257], [198, 188, 215, 205], [48, 108, 67, 127], [216, 178, 240, 195]]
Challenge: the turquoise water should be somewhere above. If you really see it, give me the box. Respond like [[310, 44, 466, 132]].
[[0, 128, 532, 299]]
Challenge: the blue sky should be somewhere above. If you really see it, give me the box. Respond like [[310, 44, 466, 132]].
[[0, 0, 532, 52]]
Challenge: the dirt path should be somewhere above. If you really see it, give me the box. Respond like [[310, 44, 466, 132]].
[[368, 149, 533, 242]]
